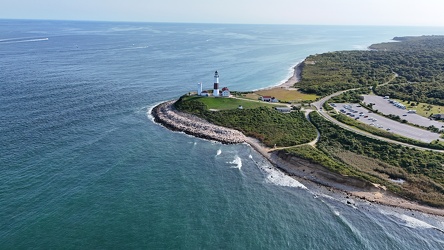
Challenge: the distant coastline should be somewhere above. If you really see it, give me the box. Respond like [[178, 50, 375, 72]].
[[151, 65, 444, 217]]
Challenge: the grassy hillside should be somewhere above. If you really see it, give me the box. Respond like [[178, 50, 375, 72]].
[[309, 112, 444, 208]]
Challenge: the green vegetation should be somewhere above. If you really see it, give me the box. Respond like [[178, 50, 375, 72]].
[[280, 146, 351, 175], [296, 36, 444, 102], [376, 83, 444, 106], [280, 146, 404, 195], [296, 52, 393, 96], [251, 88, 318, 103], [310, 112, 444, 207], [394, 100, 444, 118], [178, 95, 279, 110], [330, 88, 370, 103], [175, 95, 317, 147]]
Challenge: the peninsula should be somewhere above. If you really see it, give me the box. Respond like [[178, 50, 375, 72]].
[[152, 36, 444, 216]]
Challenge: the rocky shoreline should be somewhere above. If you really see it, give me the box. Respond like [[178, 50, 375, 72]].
[[151, 100, 247, 144]]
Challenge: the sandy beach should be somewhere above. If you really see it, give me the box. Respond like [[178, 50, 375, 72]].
[[279, 62, 302, 88], [151, 98, 444, 217], [257, 62, 303, 91]]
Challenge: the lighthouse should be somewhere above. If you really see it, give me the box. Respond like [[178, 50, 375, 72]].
[[213, 71, 220, 96], [197, 82, 202, 95]]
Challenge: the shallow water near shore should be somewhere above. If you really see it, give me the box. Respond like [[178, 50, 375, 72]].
[[1, 20, 444, 249]]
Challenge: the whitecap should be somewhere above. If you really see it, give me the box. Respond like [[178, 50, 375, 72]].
[[398, 214, 435, 229], [0, 37, 49, 44], [227, 155, 242, 170], [380, 210, 437, 230], [146, 101, 165, 122], [260, 164, 307, 189]]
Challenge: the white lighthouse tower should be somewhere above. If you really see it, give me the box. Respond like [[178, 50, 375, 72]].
[[197, 82, 202, 95], [213, 71, 220, 96]]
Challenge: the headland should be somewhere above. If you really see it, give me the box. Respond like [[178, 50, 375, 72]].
[[152, 36, 444, 216]]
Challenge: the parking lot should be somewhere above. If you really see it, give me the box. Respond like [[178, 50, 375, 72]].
[[331, 103, 441, 143], [362, 95, 444, 129]]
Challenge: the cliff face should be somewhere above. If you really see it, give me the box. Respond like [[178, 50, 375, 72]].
[[272, 150, 376, 191]]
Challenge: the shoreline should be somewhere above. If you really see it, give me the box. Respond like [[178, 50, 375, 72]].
[[255, 62, 303, 91], [281, 61, 303, 88], [151, 100, 246, 144], [151, 99, 444, 217]]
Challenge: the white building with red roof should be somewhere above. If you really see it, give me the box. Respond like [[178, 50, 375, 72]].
[[221, 87, 230, 97]]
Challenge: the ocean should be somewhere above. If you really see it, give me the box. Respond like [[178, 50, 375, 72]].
[[1, 19, 443, 249]]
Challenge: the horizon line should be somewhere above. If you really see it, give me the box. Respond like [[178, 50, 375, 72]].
[[2, 18, 444, 28]]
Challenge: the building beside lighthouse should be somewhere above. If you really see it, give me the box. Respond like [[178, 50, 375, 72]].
[[221, 87, 230, 97], [213, 71, 220, 96]]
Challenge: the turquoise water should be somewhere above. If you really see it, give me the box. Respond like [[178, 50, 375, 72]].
[[1, 20, 443, 249]]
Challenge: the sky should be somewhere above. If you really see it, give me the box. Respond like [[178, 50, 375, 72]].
[[2, 0, 444, 26]]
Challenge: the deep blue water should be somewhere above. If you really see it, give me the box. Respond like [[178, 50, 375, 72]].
[[1, 20, 444, 249]]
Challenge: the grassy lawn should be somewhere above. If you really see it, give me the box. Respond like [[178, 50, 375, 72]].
[[396, 100, 444, 118], [242, 88, 318, 103], [183, 96, 282, 110]]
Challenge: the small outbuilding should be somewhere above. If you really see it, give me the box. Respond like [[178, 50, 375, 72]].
[[275, 107, 292, 113], [260, 96, 279, 103], [261, 96, 272, 102]]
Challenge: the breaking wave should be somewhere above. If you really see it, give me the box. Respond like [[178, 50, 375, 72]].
[[228, 155, 242, 170], [259, 164, 307, 189], [0, 37, 49, 44]]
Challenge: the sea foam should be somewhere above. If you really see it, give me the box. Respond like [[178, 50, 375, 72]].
[[260, 164, 307, 189], [0, 37, 49, 44], [228, 155, 242, 170], [380, 210, 438, 230]]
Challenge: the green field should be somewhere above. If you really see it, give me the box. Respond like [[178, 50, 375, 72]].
[[395, 100, 444, 118], [180, 95, 283, 110], [248, 88, 319, 102]]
